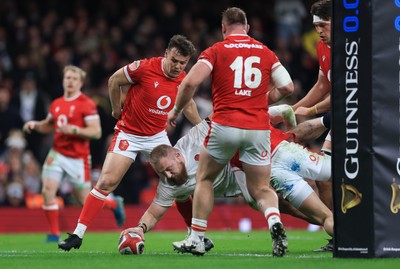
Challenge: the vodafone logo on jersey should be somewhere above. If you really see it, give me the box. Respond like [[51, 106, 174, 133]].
[[156, 95, 171, 109], [148, 96, 171, 115]]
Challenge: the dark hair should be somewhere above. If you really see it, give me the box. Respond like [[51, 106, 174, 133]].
[[222, 7, 247, 26], [167, 34, 196, 57], [311, 0, 332, 21]]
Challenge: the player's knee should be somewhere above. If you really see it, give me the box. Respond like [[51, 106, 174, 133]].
[[41, 183, 56, 197], [250, 185, 277, 201], [96, 177, 117, 192]]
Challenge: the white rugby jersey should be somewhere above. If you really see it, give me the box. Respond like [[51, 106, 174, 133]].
[[153, 120, 243, 207]]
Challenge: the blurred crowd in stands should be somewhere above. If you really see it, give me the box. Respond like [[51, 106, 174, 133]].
[[0, 0, 322, 207]]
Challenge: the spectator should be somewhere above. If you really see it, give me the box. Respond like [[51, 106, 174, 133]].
[[0, 0, 322, 207], [0, 85, 24, 156], [0, 162, 9, 205], [274, 0, 307, 48], [6, 181, 25, 207], [11, 73, 49, 163]]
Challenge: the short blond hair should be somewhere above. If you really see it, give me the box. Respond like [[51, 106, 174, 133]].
[[63, 65, 87, 81], [149, 144, 177, 166]]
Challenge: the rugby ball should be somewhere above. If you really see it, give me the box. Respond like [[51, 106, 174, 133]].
[[118, 232, 145, 255]]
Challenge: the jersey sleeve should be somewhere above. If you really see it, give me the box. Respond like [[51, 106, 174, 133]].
[[123, 59, 145, 84], [153, 178, 191, 207], [153, 179, 176, 207], [198, 46, 216, 71], [82, 98, 99, 121], [268, 48, 281, 69]]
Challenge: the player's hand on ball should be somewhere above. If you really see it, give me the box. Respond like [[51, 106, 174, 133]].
[[120, 227, 145, 241]]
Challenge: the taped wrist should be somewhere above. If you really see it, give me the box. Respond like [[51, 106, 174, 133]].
[[137, 222, 148, 233], [72, 126, 80, 135]]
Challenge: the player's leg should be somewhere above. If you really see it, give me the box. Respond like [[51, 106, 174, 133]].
[[193, 148, 225, 219], [242, 163, 278, 218], [176, 124, 235, 255], [58, 152, 133, 251], [298, 191, 334, 252], [280, 172, 333, 252], [42, 177, 61, 242], [41, 149, 63, 243], [173, 196, 214, 252], [242, 162, 288, 257], [277, 193, 316, 223], [68, 155, 92, 207], [282, 140, 332, 211], [298, 192, 333, 236], [177, 148, 225, 255], [76, 152, 131, 228], [317, 131, 333, 210], [240, 128, 288, 257], [175, 197, 193, 230]]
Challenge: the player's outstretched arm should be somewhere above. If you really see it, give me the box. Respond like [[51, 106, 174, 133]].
[[120, 202, 168, 240], [290, 116, 328, 144], [168, 62, 211, 127], [182, 99, 202, 126], [292, 72, 330, 111]]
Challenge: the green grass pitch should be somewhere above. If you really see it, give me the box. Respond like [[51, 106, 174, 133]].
[[0, 230, 398, 269]]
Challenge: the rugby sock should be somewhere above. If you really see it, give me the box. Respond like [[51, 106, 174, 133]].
[[76, 187, 107, 232], [43, 202, 59, 236], [190, 218, 207, 242], [264, 207, 282, 229], [73, 223, 87, 239], [175, 197, 193, 228]]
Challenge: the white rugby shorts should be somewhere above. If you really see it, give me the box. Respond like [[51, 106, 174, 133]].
[[42, 149, 91, 189], [108, 129, 171, 161], [270, 141, 331, 208], [205, 122, 271, 166]]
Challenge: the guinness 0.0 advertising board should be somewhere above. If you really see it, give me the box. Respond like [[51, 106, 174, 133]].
[[333, 0, 400, 258]]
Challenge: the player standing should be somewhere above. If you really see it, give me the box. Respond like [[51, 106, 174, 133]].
[[58, 35, 199, 251], [293, 0, 332, 117], [168, 7, 293, 256], [23, 65, 124, 242]]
